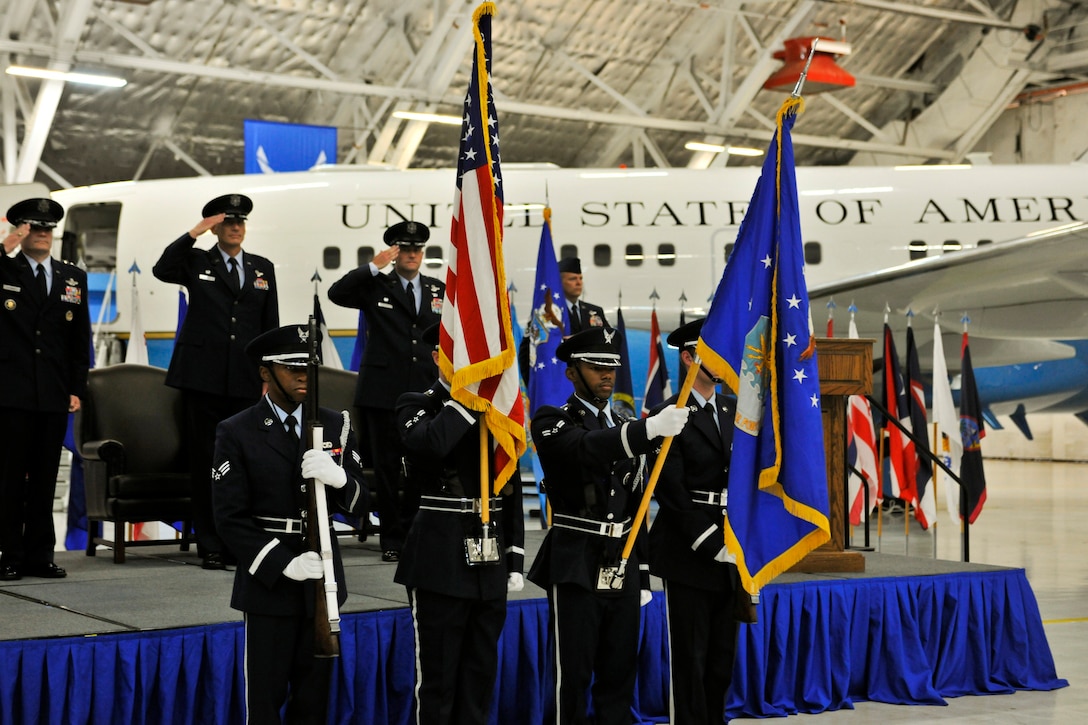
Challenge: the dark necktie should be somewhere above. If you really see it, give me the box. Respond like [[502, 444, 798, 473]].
[[405, 280, 416, 316], [35, 264, 48, 299], [571, 304, 581, 332], [597, 409, 610, 429], [284, 414, 300, 445], [227, 257, 240, 294], [704, 401, 718, 431]]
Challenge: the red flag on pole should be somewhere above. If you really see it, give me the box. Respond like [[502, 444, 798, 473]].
[[438, 2, 526, 493]]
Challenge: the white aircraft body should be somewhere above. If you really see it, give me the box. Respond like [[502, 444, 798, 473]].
[[40, 163, 1088, 426]]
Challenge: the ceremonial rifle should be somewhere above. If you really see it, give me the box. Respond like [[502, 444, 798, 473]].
[[304, 313, 341, 657]]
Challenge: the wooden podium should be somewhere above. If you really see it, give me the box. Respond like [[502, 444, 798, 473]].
[[789, 337, 873, 574]]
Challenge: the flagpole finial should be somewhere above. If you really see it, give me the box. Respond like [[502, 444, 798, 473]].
[[790, 37, 820, 99], [311, 268, 322, 283], [128, 260, 141, 275], [649, 288, 660, 309], [905, 308, 915, 327], [883, 302, 890, 324], [617, 288, 623, 307], [961, 313, 971, 331]]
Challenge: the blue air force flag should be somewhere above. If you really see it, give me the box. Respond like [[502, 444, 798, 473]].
[[526, 209, 568, 417], [695, 97, 830, 594]]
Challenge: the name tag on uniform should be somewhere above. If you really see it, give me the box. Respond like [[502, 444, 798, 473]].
[[377, 301, 393, 309], [3, 284, 19, 292], [198, 273, 216, 282]]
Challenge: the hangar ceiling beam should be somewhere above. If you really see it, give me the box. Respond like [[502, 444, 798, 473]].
[[818, 0, 1024, 31], [13, 0, 95, 184], [687, 1, 816, 169]]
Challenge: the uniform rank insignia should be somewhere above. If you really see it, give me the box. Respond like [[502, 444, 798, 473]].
[[253, 278, 269, 291], [61, 285, 82, 304]]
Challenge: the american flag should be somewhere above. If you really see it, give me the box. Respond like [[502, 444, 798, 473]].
[[438, 2, 526, 493]]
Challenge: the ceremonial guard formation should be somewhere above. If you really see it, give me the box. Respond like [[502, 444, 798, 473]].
[[529, 327, 690, 725], [0, 199, 90, 581], [153, 193, 279, 570], [212, 324, 366, 724], [649, 317, 748, 724], [328, 220, 445, 562], [394, 324, 524, 725]]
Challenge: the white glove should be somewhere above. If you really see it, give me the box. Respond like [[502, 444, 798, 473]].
[[639, 589, 654, 607], [301, 449, 347, 489], [283, 551, 323, 581], [507, 572, 525, 592], [714, 546, 737, 564], [645, 405, 690, 439]]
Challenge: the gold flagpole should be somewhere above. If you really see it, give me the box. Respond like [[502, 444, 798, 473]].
[[479, 425, 490, 525], [618, 357, 701, 566]]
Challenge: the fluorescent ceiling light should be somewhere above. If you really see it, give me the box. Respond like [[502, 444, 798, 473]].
[[893, 164, 972, 171], [391, 110, 462, 126], [684, 141, 763, 157], [6, 65, 127, 88]]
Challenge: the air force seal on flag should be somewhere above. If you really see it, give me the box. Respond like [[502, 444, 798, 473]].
[[735, 315, 769, 437]]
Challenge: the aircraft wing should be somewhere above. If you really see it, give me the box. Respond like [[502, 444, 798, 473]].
[[808, 222, 1088, 369]]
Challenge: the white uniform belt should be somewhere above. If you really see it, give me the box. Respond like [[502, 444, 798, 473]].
[[418, 495, 503, 514], [254, 515, 304, 534], [552, 513, 632, 538], [691, 489, 728, 507]]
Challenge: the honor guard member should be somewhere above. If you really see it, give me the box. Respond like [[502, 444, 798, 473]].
[[559, 257, 608, 334], [212, 324, 366, 725], [649, 318, 748, 725], [528, 327, 690, 725], [153, 193, 279, 570], [0, 199, 90, 580], [328, 220, 445, 562], [394, 323, 525, 725]]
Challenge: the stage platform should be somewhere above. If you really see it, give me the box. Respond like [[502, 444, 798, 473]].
[[0, 529, 1068, 724]]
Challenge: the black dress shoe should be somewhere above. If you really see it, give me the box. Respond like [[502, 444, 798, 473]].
[[202, 552, 227, 570], [381, 550, 400, 563], [0, 565, 21, 581], [24, 562, 66, 579]]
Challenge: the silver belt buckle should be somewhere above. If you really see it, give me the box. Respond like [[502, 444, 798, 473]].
[[604, 522, 624, 538]]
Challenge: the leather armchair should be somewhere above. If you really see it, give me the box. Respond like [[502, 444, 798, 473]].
[[79, 364, 193, 563]]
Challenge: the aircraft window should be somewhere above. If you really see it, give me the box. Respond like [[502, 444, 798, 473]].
[[977, 239, 993, 247], [560, 244, 578, 262], [724, 243, 735, 264], [658, 243, 676, 267], [593, 244, 611, 267], [424, 245, 445, 270], [908, 240, 927, 261], [804, 242, 821, 265], [357, 246, 375, 267], [625, 244, 644, 267], [943, 240, 963, 252], [323, 247, 341, 269], [65, 202, 121, 271]]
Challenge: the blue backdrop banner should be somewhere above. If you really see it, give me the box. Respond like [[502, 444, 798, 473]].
[[243, 119, 336, 174]]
